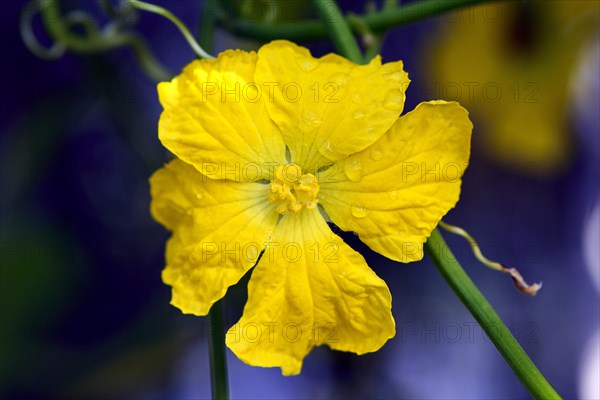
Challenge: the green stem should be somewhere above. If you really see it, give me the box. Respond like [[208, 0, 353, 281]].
[[223, 0, 490, 41], [208, 300, 229, 400], [361, 0, 398, 61], [346, 13, 379, 63], [363, 34, 383, 62], [425, 228, 561, 399], [311, 0, 363, 63], [198, 0, 218, 55], [198, 5, 228, 399]]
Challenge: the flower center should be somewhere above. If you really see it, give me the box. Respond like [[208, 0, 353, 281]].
[[268, 164, 319, 214]]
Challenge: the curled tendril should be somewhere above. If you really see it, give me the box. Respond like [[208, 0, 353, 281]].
[[438, 221, 542, 296], [20, 0, 66, 60], [20, 0, 217, 81], [20, 0, 170, 82], [63, 10, 100, 38]]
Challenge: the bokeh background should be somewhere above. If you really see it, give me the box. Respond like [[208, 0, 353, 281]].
[[1, 0, 599, 398]]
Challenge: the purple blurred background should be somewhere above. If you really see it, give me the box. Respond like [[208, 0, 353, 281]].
[[1, 0, 598, 398]]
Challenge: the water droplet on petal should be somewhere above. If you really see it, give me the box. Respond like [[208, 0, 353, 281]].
[[388, 211, 401, 227], [344, 158, 363, 182], [352, 110, 365, 120], [383, 70, 406, 82], [370, 147, 384, 160], [329, 72, 348, 85], [367, 126, 375, 133], [351, 205, 369, 218], [298, 58, 316, 72], [246, 245, 259, 261], [383, 89, 404, 111], [319, 141, 336, 159], [264, 231, 276, 247], [195, 192, 204, 200], [388, 190, 399, 200], [303, 110, 322, 126]]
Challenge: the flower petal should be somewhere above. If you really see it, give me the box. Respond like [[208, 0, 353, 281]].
[[150, 159, 279, 315], [158, 50, 287, 181], [318, 101, 473, 262], [255, 40, 409, 171], [226, 208, 394, 375]]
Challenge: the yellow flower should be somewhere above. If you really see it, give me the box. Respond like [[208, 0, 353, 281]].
[[150, 41, 472, 375], [429, 1, 599, 175]]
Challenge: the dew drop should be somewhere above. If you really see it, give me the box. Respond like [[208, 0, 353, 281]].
[[319, 141, 336, 159], [328, 72, 348, 85], [298, 58, 317, 72], [264, 230, 276, 246], [383, 70, 406, 82], [366, 126, 375, 133], [352, 110, 365, 120], [351, 205, 369, 219], [195, 192, 204, 200], [370, 147, 384, 160], [246, 245, 259, 260], [383, 89, 404, 111], [303, 110, 322, 126], [344, 158, 364, 182], [388, 190, 399, 200], [388, 211, 401, 227]]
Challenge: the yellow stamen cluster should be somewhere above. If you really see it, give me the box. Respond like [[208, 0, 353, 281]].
[[268, 165, 320, 214]]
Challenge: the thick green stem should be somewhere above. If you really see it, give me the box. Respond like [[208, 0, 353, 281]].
[[208, 300, 229, 400], [199, 6, 228, 398], [311, 0, 363, 63], [223, 0, 490, 42], [425, 229, 561, 399]]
